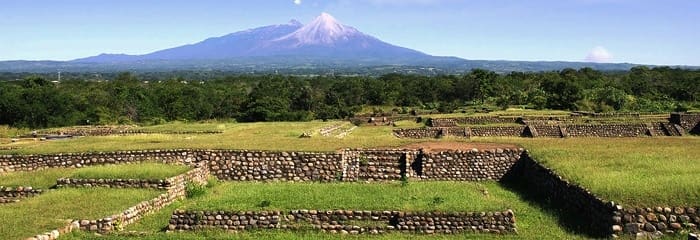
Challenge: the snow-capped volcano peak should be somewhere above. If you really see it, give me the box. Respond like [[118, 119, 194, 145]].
[[275, 12, 363, 45]]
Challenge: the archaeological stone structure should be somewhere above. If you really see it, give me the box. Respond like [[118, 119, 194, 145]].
[[1, 140, 696, 238], [0, 186, 42, 203], [395, 113, 700, 139], [169, 209, 517, 234]]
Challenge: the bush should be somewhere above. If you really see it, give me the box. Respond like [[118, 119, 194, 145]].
[[185, 182, 207, 198], [206, 177, 219, 188]]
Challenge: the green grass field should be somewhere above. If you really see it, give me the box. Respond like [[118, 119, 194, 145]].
[[69, 163, 191, 180], [491, 137, 700, 207], [0, 121, 418, 155], [0, 163, 190, 188], [1, 120, 698, 239], [188, 182, 511, 211], [0, 188, 161, 240], [63, 181, 590, 240], [2, 121, 699, 207]]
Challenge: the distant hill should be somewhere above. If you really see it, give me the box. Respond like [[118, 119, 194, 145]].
[[1, 12, 692, 73]]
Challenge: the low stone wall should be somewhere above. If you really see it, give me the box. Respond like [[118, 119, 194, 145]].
[[37, 125, 134, 136], [455, 116, 520, 125], [0, 149, 196, 173], [395, 121, 690, 139], [169, 209, 516, 234], [343, 149, 414, 181], [421, 148, 523, 181], [205, 150, 343, 182], [566, 124, 650, 137], [531, 125, 562, 137], [56, 178, 169, 189], [2, 148, 531, 183], [76, 167, 209, 232], [392, 128, 441, 138], [671, 113, 700, 134], [28, 167, 209, 239], [619, 206, 700, 236], [501, 153, 620, 238], [470, 126, 526, 137], [0, 186, 42, 203], [439, 127, 471, 138], [427, 118, 458, 127], [37, 126, 222, 136]]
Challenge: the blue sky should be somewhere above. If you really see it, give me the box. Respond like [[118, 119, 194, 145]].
[[1, 0, 698, 65]]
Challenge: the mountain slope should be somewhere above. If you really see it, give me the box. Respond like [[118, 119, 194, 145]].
[[75, 13, 433, 63]]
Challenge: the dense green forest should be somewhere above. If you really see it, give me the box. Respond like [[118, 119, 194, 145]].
[[0, 67, 698, 128]]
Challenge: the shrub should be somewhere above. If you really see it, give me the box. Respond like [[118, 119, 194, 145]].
[[206, 177, 219, 188], [185, 182, 207, 198]]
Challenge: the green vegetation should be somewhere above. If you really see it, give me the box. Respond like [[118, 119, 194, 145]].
[[1, 67, 698, 128], [480, 137, 700, 207], [0, 125, 28, 138], [187, 182, 511, 211], [0, 163, 190, 188], [0, 122, 416, 155], [0, 168, 74, 189], [69, 163, 191, 180], [63, 182, 589, 240], [0, 188, 161, 240]]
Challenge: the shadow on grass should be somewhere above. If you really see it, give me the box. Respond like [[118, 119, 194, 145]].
[[499, 158, 608, 239]]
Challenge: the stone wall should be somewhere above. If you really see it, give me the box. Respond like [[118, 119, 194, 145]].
[[420, 148, 523, 181], [28, 167, 209, 240], [427, 118, 458, 127], [454, 116, 520, 125], [169, 209, 516, 234], [670, 113, 700, 134], [394, 122, 690, 139], [392, 127, 470, 139], [205, 150, 343, 182], [501, 153, 620, 238], [56, 178, 169, 189], [0, 186, 42, 203], [566, 124, 650, 137], [530, 125, 562, 138], [37, 126, 222, 136], [0, 149, 196, 173], [343, 149, 415, 181], [470, 126, 526, 137], [618, 206, 700, 236], [76, 167, 209, 232], [392, 128, 442, 138]]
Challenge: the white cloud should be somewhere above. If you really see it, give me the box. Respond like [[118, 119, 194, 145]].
[[294, 0, 302, 5], [585, 46, 613, 63]]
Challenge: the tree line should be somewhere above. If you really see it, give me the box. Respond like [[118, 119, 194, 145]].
[[0, 67, 698, 128]]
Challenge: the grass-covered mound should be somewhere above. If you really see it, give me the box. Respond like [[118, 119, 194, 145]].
[[482, 137, 700, 207], [62, 181, 589, 240], [69, 163, 191, 180], [0, 163, 191, 188], [0, 188, 161, 240]]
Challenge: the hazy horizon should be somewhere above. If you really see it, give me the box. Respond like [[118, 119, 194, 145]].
[[1, 0, 698, 66]]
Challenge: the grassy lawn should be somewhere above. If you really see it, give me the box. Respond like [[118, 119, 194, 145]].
[[0, 188, 161, 240], [477, 137, 700, 207], [422, 109, 571, 118], [63, 181, 590, 240], [136, 121, 229, 132], [0, 168, 74, 188], [187, 182, 511, 211], [0, 163, 190, 188], [0, 121, 418, 155], [69, 163, 191, 180]]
